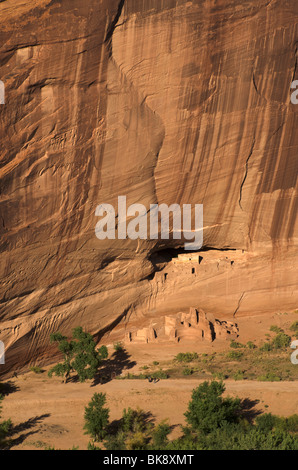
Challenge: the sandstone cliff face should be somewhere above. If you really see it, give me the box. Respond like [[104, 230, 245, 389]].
[[0, 0, 297, 375]]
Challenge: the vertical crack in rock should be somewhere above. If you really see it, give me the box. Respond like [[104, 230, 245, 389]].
[[239, 139, 255, 211], [252, 72, 259, 95], [233, 292, 245, 318], [104, 0, 126, 55]]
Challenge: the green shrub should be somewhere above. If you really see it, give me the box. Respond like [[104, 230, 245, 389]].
[[122, 408, 148, 434], [233, 370, 245, 381], [227, 351, 244, 360], [183, 368, 193, 376], [286, 414, 298, 432], [230, 341, 245, 349], [150, 421, 171, 449], [255, 413, 277, 432], [151, 370, 169, 380], [175, 352, 199, 363], [30, 366, 44, 374], [260, 342, 273, 352], [257, 372, 281, 382], [84, 393, 109, 442], [125, 432, 149, 450], [212, 372, 228, 380], [246, 341, 256, 349], [272, 332, 291, 349], [113, 342, 124, 352], [270, 325, 283, 334], [290, 322, 298, 336]]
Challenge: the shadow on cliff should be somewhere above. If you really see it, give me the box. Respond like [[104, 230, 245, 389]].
[[92, 348, 136, 386]]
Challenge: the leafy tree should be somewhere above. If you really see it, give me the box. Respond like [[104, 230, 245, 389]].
[[150, 421, 171, 449], [184, 380, 241, 434], [255, 413, 278, 432], [48, 327, 108, 383], [84, 393, 110, 442], [125, 432, 148, 450]]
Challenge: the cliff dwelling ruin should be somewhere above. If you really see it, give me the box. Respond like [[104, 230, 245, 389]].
[[125, 307, 239, 344]]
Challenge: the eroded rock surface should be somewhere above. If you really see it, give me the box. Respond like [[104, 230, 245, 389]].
[[0, 0, 297, 375]]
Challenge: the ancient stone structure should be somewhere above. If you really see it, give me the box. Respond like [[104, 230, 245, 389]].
[[125, 307, 238, 344]]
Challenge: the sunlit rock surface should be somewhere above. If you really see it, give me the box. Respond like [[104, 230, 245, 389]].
[[0, 0, 297, 375]]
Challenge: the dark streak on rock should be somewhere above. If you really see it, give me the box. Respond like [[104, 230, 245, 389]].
[[239, 139, 255, 211], [104, 0, 126, 56], [233, 292, 245, 318]]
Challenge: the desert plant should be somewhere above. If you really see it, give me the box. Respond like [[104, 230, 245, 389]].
[[233, 370, 245, 381], [290, 322, 298, 336], [230, 340, 245, 349], [84, 393, 109, 442], [175, 352, 198, 363], [270, 325, 283, 334], [30, 366, 44, 374], [227, 351, 244, 360], [272, 332, 291, 350], [257, 372, 281, 382], [260, 342, 273, 352]]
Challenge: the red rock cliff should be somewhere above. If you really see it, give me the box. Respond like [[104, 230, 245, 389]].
[[0, 0, 297, 374]]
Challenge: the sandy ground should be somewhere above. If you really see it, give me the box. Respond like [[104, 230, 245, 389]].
[[1, 312, 298, 450], [2, 370, 298, 450]]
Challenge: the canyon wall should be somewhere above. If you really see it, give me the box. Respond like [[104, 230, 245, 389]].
[[0, 0, 297, 375]]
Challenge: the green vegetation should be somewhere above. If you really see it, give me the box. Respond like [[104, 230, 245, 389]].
[[113, 342, 124, 352], [157, 337, 296, 381], [85, 381, 298, 450], [104, 408, 171, 451], [48, 327, 108, 383], [227, 351, 244, 360], [184, 381, 241, 434], [0, 394, 12, 449], [118, 370, 169, 380], [270, 325, 283, 334], [233, 370, 245, 381], [174, 352, 199, 363], [290, 322, 298, 337], [230, 340, 245, 349], [84, 393, 110, 442], [257, 372, 281, 382], [30, 366, 44, 374], [272, 332, 291, 349], [260, 330, 291, 351]]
